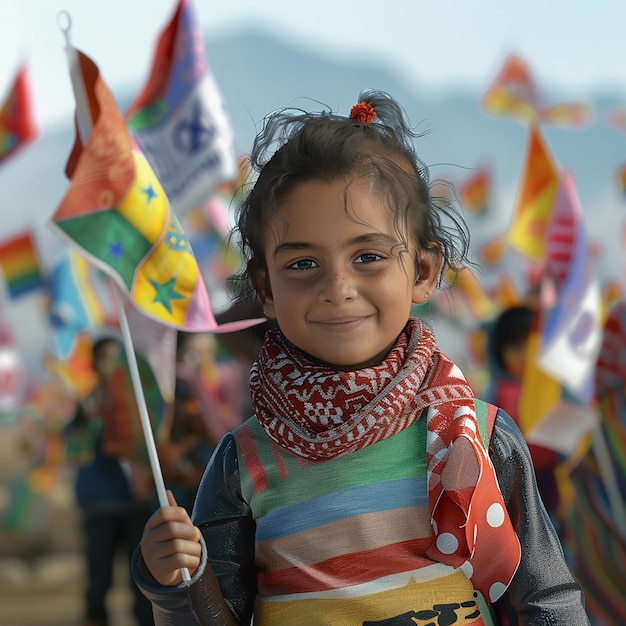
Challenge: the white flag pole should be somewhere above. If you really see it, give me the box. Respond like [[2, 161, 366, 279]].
[[57, 12, 93, 141], [57, 12, 190, 581]]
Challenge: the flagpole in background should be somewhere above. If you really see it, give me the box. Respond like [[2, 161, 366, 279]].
[[591, 425, 626, 542], [57, 11, 190, 581]]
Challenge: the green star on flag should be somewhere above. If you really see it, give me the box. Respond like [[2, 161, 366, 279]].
[[150, 276, 185, 314]]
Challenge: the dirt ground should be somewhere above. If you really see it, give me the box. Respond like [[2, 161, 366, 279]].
[[0, 553, 138, 626]]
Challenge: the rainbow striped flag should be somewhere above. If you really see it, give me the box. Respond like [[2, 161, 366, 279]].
[[0, 63, 38, 166], [125, 0, 237, 214], [51, 49, 262, 334], [0, 230, 43, 298]]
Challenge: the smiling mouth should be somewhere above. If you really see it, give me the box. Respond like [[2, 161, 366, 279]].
[[312, 317, 368, 331]]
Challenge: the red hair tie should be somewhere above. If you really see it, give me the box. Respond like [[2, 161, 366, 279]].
[[349, 102, 377, 123]]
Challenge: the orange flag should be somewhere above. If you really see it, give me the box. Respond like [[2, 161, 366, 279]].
[[507, 125, 560, 261], [492, 273, 521, 310], [51, 49, 262, 334], [477, 232, 508, 266], [482, 55, 590, 128], [459, 167, 490, 216], [482, 55, 539, 123], [444, 268, 495, 321]]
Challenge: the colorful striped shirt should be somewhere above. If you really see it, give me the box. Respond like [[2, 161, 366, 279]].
[[233, 406, 494, 625]]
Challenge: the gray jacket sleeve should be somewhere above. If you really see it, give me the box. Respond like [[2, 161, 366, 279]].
[[491, 410, 590, 625], [131, 434, 256, 625]]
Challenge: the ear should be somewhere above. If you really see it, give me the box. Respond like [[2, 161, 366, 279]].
[[257, 276, 277, 319], [262, 295, 276, 319], [412, 246, 442, 305]]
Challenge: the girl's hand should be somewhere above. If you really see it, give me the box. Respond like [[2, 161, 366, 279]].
[[141, 491, 202, 586]]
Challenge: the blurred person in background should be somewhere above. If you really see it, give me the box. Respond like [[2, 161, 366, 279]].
[[65, 335, 155, 626], [483, 305, 563, 530]]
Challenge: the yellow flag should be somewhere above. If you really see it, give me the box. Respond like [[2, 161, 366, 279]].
[[518, 329, 561, 436], [508, 125, 559, 261]]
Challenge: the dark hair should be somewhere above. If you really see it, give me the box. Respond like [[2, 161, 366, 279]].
[[228, 89, 471, 302], [491, 305, 534, 370], [92, 336, 120, 364]]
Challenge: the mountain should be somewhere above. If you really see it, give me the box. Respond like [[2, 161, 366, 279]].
[[0, 28, 625, 372]]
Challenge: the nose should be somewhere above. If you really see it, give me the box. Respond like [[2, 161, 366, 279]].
[[319, 268, 357, 303]]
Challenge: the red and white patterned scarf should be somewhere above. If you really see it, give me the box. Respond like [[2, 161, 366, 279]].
[[250, 318, 521, 602]]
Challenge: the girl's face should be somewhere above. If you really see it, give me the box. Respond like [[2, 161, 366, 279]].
[[261, 178, 438, 370]]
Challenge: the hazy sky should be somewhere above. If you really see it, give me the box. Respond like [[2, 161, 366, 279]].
[[2, 0, 626, 129]]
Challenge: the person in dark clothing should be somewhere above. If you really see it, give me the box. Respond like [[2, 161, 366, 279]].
[[66, 336, 155, 626]]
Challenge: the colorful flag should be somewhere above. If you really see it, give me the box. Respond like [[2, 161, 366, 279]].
[[459, 167, 491, 215], [541, 103, 591, 128], [482, 55, 590, 128], [477, 232, 508, 266], [0, 230, 43, 298], [50, 49, 262, 334], [123, 299, 177, 404], [125, 0, 237, 213], [507, 125, 560, 261], [444, 268, 495, 321], [0, 63, 38, 166], [42, 332, 98, 399], [525, 399, 597, 457], [47, 250, 109, 360], [185, 198, 242, 311], [538, 172, 602, 401], [545, 169, 579, 287], [482, 55, 539, 123], [518, 314, 561, 437], [492, 272, 521, 310]]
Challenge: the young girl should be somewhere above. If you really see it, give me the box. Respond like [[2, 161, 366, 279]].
[[132, 90, 589, 625]]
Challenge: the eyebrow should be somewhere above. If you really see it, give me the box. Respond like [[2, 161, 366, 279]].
[[272, 233, 402, 259]]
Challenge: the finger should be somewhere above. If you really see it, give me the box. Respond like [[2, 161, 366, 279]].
[[143, 505, 192, 532], [144, 535, 203, 563], [166, 489, 177, 506], [145, 518, 200, 544], [142, 547, 201, 587]]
